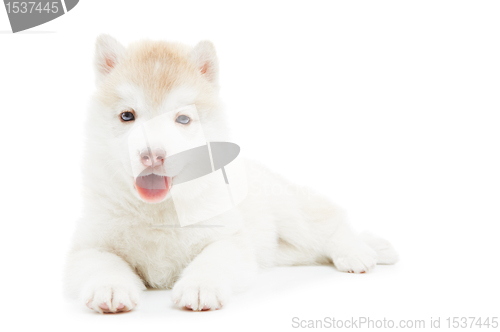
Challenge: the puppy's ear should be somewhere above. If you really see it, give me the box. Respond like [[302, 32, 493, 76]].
[[94, 34, 125, 84], [191, 41, 219, 84]]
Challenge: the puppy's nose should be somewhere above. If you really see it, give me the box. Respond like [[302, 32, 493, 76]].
[[140, 148, 166, 167]]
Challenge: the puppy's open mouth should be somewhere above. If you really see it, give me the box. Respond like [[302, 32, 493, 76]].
[[135, 174, 172, 203]]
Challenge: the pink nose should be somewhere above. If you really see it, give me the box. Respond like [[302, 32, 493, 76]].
[[140, 148, 166, 167]]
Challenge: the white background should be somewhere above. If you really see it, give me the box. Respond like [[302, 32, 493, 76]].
[[1, 1, 499, 331]]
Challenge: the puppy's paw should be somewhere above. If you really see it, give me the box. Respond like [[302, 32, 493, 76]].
[[172, 275, 229, 311], [332, 243, 378, 274], [82, 283, 140, 314]]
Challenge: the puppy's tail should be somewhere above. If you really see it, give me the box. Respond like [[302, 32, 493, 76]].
[[360, 231, 399, 265]]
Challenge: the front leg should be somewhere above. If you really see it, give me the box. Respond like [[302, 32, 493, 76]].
[[65, 248, 145, 313], [172, 236, 258, 311]]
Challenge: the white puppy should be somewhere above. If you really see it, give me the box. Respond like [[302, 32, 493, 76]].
[[64, 35, 399, 314]]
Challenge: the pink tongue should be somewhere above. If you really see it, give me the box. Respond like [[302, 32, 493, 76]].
[[135, 174, 171, 203]]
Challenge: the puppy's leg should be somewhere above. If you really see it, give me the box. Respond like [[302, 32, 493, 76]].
[[274, 184, 398, 273], [358, 231, 399, 265], [276, 218, 381, 273], [172, 236, 258, 311], [326, 222, 379, 274], [65, 248, 145, 313]]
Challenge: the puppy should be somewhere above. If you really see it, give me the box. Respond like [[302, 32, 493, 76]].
[[64, 35, 398, 313]]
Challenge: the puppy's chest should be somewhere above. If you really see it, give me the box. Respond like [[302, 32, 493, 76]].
[[111, 226, 208, 289]]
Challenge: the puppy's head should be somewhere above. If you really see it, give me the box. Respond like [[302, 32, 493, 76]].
[[89, 35, 228, 203]]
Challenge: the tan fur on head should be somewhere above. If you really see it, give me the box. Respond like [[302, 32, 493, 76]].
[[94, 34, 219, 109]]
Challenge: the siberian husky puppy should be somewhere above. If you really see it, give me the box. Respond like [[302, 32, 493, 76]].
[[64, 35, 399, 314]]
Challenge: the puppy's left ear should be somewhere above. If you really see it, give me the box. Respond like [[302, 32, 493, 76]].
[[191, 41, 219, 85]]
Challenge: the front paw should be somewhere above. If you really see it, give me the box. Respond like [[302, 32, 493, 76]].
[[172, 275, 230, 311], [332, 243, 378, 274], [83, 283, 140, 314]]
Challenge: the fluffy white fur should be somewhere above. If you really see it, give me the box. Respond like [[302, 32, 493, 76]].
[[64, 35, 398, 314]]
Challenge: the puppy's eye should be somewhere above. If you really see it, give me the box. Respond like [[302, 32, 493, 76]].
[[120, 111, 135, 122], [176, 115, 191, 125]]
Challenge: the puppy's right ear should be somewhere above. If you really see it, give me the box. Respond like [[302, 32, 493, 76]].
[[94, 34, 125, 84]]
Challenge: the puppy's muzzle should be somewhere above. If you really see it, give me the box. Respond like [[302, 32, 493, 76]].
[[140, 148, 166, 167]]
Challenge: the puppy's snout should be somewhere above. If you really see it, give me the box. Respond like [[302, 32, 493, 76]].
[[140, 148, 166, 167]]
